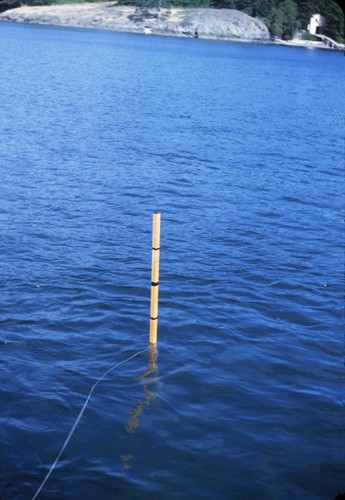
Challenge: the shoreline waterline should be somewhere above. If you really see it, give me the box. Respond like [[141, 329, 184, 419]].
[[0, 3, 338, 50]]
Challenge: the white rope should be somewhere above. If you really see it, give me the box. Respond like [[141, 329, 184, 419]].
[[32, 347, 149, 500]]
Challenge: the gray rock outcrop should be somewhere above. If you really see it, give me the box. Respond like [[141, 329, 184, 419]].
[[167, 9, 269, 40]]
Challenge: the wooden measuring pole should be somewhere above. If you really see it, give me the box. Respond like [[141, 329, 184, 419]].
[[149, 212, 161, 345]]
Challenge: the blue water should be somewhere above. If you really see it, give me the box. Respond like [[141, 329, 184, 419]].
[[0, 22, 344, 500]]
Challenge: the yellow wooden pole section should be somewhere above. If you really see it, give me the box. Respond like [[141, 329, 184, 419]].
[[149, 212, 161, 345]]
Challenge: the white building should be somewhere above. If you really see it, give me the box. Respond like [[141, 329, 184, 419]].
[[308, 14, 326, 35]]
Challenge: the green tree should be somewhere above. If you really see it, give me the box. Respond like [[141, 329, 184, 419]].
[[211, 0, 237, 8], [238, 0, 261, 16], [170, 0, 212, 6], [323, 1, 344, 42], [279, 0, 300, 39], [253, 0, 276, 19], [269, 5, 284, 37]]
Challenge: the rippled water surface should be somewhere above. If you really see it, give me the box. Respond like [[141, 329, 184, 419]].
[[0, 23, 344, 500]]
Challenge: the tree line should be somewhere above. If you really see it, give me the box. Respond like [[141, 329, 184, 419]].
[[115, 0, 344, 42]]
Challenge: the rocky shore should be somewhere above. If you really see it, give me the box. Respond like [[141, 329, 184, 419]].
[[0, 2, 335, 49], [0, 3, 269, 41]]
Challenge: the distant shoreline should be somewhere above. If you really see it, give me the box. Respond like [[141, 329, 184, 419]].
[[0, 3, 337, 50]]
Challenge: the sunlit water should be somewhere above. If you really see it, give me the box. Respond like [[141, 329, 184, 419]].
[[0, 22, 344, 500]]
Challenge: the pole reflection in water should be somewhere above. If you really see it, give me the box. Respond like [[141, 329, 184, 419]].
[[126, 346, 157, 433], [120, 345, 158, 474]]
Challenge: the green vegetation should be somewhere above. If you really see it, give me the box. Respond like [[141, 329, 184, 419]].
[[8, 0, 344, 42], [301, 31, 317, 41]]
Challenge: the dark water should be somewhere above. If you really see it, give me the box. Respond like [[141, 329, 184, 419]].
[[0, 22, 344, 500]]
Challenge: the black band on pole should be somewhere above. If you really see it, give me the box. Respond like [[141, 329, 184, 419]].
[[152, 247, 160, 251], [151, 281, 159, 287], [150, 316, 158, 321]]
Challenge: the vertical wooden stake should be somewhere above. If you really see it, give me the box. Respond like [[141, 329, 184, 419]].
[[150, 212, 161, 345]]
